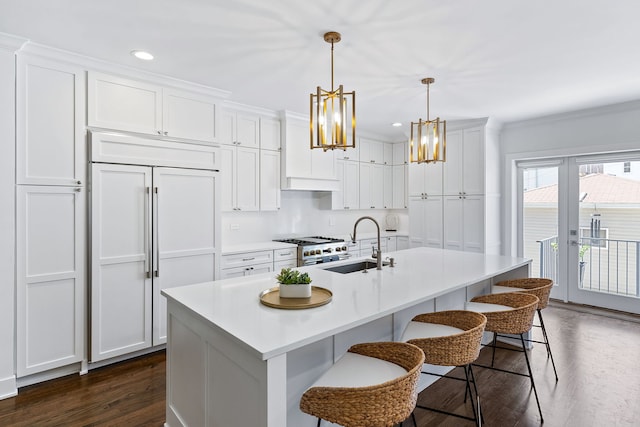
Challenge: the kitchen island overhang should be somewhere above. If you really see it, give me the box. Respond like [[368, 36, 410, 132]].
[[162, 247, 531, 427]]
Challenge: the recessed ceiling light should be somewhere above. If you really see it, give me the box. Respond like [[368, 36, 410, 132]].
[[392, 122, 402, 127], [131, 50, 154, 61]]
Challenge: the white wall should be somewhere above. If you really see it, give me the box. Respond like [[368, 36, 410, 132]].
[[0, 33, 25, 399], [221, 191, 408, 245], [501, 101, 640, 256]]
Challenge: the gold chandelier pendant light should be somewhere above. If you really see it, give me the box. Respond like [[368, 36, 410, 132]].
[[410, 77, 446, 163], [310, 31, 356, 151]]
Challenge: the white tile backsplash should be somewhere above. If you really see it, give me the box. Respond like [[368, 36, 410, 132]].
[[221, 191, 407, 245]]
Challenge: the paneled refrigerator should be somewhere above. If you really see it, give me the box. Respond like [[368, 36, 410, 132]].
[[90, 132, 220, 362]]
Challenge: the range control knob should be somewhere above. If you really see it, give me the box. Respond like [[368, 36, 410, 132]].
[[303, 251, 309, 256], [342, 246, 347, 251], [336, 247, 341, 252], [315, 249, 322, 255]]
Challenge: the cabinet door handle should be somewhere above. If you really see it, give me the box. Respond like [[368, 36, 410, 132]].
[[280, 252, 293, 257], [145, 186, 151, 279], [154, 186, 160, 278], [164, 131, 168, 136], [77, 180, 82, 185], [242, 257, 255, 261], [75, 187, 82, 192], [157, 130, 162, 135]]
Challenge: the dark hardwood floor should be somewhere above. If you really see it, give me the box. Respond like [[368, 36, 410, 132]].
[[1, 303, 639, 426]]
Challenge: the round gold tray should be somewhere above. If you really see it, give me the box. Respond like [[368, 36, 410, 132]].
[[259, 286, 333, 310]]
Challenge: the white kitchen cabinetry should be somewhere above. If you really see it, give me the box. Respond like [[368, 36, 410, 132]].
[[15, 53, 86, 378], [443, 194, 485, 253], [392, 142, 408, 166], [392, 165, 407, 209], [359, 138, 384, 164], [408, 161, 442, 197], [384, 236, 397, 252], [408, 196, 443, 249], [260, 149, 281, 211], [359, 163, 384, 209], [407, 119, 500, 254], [220, 144, 260, 212], [260, 116, 281, 151], [281, 111, 338, 191], [90, 162, 218, 362], [220, 250, 274, 279], [331, 159, 360, 210], [16, 185, 85, 377], [383, 143, 393, 165], [383, 165, 393, 209], [87, 72, 220, 142], [220, 109, 260, 149], [443, 127, 485, 196], [259, 115, 282, 211], [273, 247, 297, 270], [16, 54, 85, 186], [334, 145, 359, 162]]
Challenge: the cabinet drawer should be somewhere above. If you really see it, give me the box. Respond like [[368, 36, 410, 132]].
[[274, 259, 298, 271], [274, 247, 297, 261], [221, 250, 273, 269]]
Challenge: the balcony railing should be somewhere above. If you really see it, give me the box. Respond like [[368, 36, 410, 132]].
[[538, 235, 640, 297]]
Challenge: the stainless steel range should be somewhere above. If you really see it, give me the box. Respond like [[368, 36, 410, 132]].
[[273, 236, 350, 266]]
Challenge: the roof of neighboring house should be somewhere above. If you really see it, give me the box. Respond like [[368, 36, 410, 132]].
[[524, 174, 640, 204]]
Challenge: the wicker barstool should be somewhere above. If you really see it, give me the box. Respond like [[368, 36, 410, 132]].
[[465, 292, 544, 423], [401, 310, 487, 425], [492, 277, 558, 381], [300, 341, 425, 427]]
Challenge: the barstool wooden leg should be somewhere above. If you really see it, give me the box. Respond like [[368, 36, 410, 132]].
[[490, 332, 498, 367]]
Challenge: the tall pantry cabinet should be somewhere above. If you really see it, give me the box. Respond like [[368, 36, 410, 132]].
[[15, 53, 86, 377], [408, 119, 501, 255]]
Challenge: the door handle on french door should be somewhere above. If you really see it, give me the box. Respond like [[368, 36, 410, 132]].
[[145, 186, 151, 278], [570, 240, 579, 246], [154, 186, 160, 278]]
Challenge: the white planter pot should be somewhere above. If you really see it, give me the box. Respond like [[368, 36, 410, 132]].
[[279, 283, 312, 298]]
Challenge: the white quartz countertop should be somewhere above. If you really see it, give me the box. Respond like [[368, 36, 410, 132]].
[[162, 247, 530, 360]]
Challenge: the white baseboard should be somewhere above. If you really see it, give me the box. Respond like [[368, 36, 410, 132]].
[[0, 374, 17, 401]]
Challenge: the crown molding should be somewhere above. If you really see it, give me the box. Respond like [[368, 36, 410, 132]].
[[0, 32, 27, 52]]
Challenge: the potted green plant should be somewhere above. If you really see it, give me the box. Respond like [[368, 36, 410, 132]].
[[579, 244, 590, 287], [276, 268, 312, 298]]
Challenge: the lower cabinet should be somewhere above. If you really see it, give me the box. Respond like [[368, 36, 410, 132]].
[[409, 196, 444, 249], [220, 250, 274, 279], [273, 247, 297, 271], [16, 185, 85, 377], [443, 195, 485, 252], [396, 236, 410, 251]]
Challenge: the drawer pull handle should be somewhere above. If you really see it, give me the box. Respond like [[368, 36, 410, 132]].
[[242, 257, 255, 261]]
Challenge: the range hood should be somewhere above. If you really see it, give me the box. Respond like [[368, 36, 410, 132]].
[[280, 111, 340, 192]]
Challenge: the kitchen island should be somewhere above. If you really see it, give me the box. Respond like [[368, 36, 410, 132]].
[[162, 247, 530, 427]]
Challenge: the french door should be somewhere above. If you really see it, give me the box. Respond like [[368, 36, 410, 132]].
[[518, 153, 640, 314]]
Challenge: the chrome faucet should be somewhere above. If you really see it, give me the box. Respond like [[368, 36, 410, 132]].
[[351, 216, 382, 270]]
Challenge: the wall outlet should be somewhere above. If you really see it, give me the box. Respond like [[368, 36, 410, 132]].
[[230, 223, 240, 230], [329, 216, 336, 226]]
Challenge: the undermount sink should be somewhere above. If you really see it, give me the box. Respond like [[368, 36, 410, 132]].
[[324, 259, 390, 274]]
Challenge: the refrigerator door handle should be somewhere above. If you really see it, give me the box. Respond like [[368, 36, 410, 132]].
[[145, 186, 151, 279], [154, 186, 160, 278]]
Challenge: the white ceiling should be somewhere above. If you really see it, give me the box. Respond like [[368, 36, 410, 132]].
[[2, 0, 640, 139]]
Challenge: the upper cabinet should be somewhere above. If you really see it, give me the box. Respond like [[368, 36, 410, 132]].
[[16, 54, 86, 186], [443, 127, 486, 196], [260, 116, 281, 151], [220, 109, 259, 148], [87, 71, 220, 143], [359, 138, 384, 164]]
